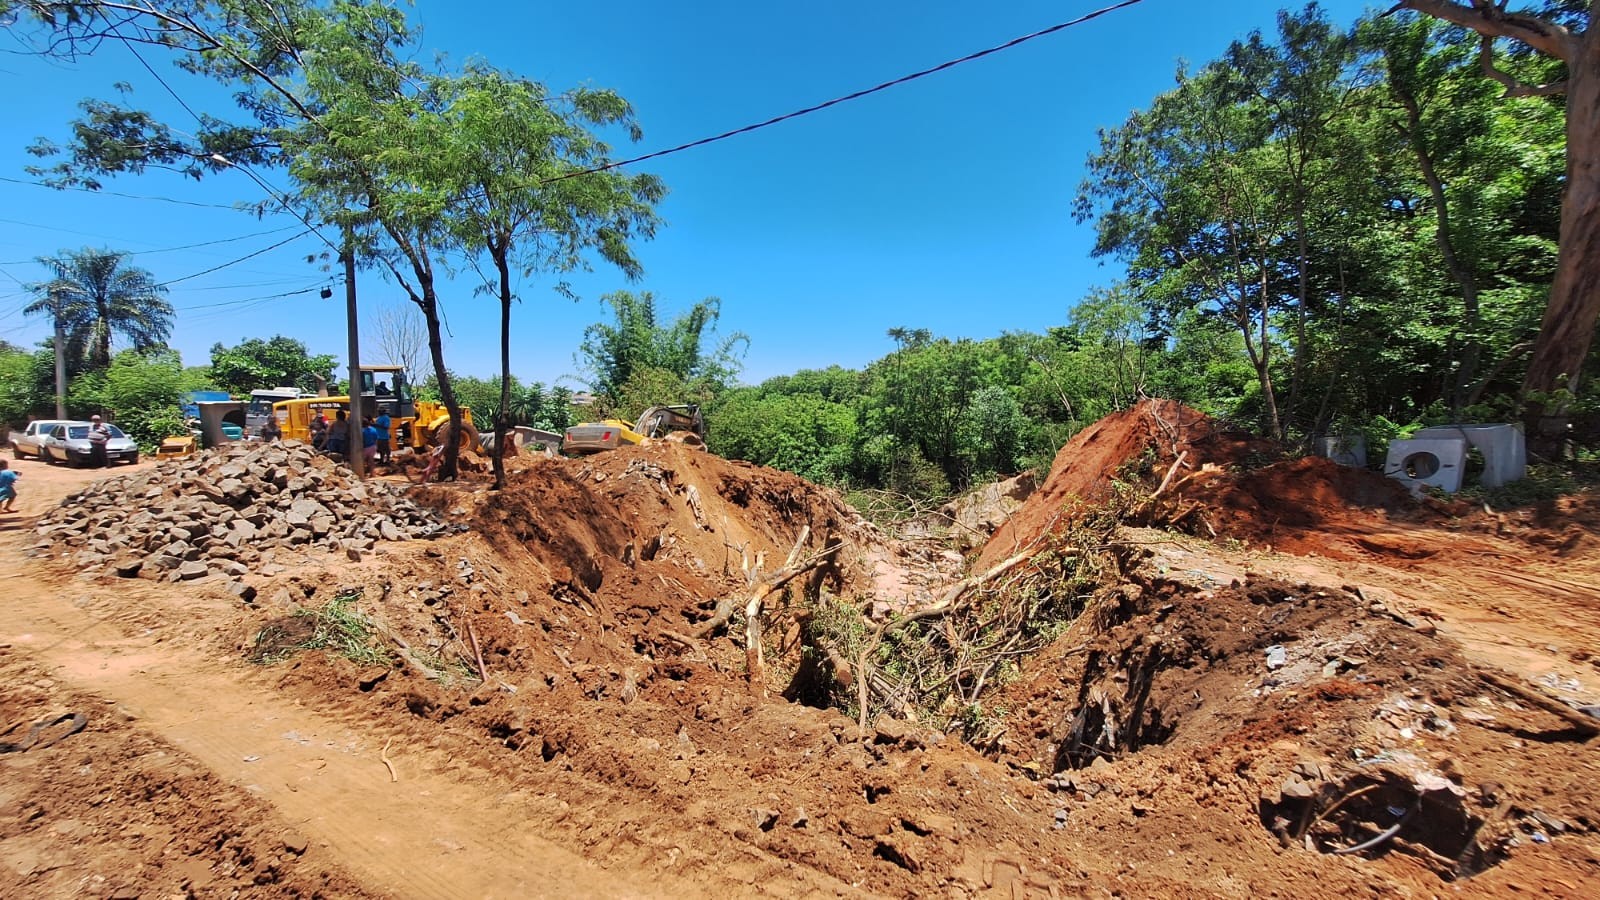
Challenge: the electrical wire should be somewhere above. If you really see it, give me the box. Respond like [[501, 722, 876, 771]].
[[0, 175, 246, 210], [156, 229, 313, 286], [175, 283, 328, 311], [541, 0, 1147, 183], [0, 224, 303, 265]]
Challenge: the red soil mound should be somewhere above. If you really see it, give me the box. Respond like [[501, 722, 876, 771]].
[[977, 400, 1267, 566], [408, 442, 870, 682], [978, 400, 1422, 566], [1183, 454, 1419, 555]]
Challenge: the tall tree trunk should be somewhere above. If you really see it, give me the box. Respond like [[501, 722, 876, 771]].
[[413, 277, 463, 480], [492, 245, 511, 492], [1394, 94, 1482, 415], [1523, 38, 1600, 410], [1257, 267, 1283, 440], [95, 297, 111, 369]]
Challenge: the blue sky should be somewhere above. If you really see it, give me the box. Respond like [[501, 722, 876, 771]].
[[0, 0, 1376, 390]]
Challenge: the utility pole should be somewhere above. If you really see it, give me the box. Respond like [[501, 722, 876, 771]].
[[344, 226, 364, 478], [52, 303, 66, 419]]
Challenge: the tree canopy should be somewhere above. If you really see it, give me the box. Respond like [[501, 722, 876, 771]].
[[208, 335, 337, 394]]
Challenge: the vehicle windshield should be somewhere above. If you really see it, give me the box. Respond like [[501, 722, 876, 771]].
[[63, 425, 126, 440], [248, 395, 294, 417]]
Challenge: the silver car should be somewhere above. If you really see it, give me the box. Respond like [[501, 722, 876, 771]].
[[44, 422, 140, 466], [11, 419, 80, 460]]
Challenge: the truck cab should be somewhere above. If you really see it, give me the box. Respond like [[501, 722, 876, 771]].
[[358, 365, 415, 421], [246, 387, 305, 438]]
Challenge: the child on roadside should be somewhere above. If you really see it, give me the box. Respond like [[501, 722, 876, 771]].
[[0, 459, 18, 513]]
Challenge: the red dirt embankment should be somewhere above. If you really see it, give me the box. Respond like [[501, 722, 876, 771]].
[[979, 399, 1418, 567]]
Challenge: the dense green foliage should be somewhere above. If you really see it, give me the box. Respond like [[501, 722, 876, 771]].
[[209, 335, 338, 394], [1076, 4, 1578, 438], [576, 292, 748, 405]]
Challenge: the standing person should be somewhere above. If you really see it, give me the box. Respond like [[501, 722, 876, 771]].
[[309, 412, 328, 451], [326, 410, 348, 458], [87, 415, 112, 468], [260, 415, 282, 442], [361, 416, 379, 470], [0, 459, 18, 513], [375, 409, 392, 464]]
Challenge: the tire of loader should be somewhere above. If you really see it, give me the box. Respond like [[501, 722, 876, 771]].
[[427, 419, 481, 453]]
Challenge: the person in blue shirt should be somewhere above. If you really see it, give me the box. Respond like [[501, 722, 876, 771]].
[[375, 410, 392, 464], [362, 416, 380, 469], [0, 459, 18, 513]]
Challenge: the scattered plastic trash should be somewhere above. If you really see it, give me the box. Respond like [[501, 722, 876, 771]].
[[1265, 645, 1287, 670]]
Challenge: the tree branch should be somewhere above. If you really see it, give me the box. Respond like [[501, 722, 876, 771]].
[[1478, 34, 1567, 97], [1398, 0, 1577, 61]]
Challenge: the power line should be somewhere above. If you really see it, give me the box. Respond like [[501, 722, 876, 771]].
[[175, 283, 329, 311], [0, 224, 303, 265], [122, 36, 206, 124], [0, 175, 247, 210], [157, 229, 314, 287], [542, 0, 1148, 184]]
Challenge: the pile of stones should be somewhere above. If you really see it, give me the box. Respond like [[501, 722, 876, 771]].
[[33, 440, 445, 590]]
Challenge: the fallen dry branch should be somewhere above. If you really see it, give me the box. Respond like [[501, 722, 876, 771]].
[[878, 552, 1034, 636], [694, 528, 838, 640], [1474, 666, 1599, 738], [380, 739, 398, 783], [1148, 450, 1189, 501], [745, 527, 814, 692], [466, 622, 489, 683]]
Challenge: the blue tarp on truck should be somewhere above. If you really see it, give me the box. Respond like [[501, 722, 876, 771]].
[[181, 391, 231, 421]]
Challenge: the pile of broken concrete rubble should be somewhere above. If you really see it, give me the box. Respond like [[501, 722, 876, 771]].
[[33, 440, 444, 592]]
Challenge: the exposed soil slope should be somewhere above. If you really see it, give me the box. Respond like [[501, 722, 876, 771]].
[[4, 421, 1599, 898]]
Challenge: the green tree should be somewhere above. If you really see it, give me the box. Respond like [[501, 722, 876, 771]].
[[577, 291, 747, 402], [24, 248, 173, 415], [1396, 1, 1600, 411], [1225, 5, 1353, 419], [208, 335, 336, 395], [0, 346, 53, 429], [66, 348, 188, 448], [709, 389, 858, 484], [438, 64, 664, 489], [1358, 10, 1562, 414], [1077, 63, 1291, 436]]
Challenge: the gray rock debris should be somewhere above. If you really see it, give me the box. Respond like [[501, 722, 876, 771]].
[[31, 440, 444, 588]]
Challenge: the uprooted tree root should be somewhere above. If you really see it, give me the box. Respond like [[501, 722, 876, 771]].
[[765, 505, 1129, 745], [1260, 770, 1498, 879]]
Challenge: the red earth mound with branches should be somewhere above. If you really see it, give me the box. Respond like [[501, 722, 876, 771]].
[[979, 400, 1423, 566]]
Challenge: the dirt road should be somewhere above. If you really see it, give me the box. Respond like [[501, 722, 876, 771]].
[[0, 455, 711, 898]]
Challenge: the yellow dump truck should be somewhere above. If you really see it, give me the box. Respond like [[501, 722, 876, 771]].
[[273, 364, 478, 451]]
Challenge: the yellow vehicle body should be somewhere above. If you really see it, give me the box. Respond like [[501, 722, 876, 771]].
[[270, 365, 479, 452], [273, 397, 477, 450]]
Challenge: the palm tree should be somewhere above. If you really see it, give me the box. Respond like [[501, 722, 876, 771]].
[[25, 249, 173, 411]]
